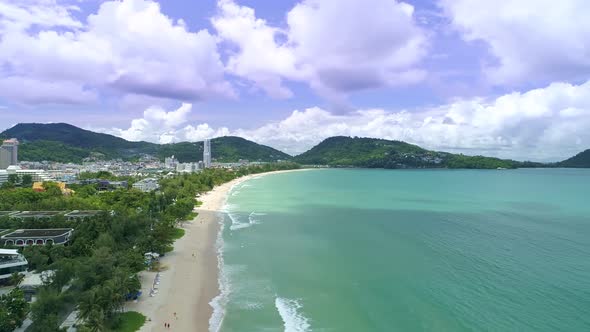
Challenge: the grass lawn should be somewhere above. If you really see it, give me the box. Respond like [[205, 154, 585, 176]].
[[171, 227, 185, 240], [112, 311, 146, 332]]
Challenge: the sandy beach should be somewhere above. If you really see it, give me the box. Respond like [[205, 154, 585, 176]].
[[126, 169, 307, 331]]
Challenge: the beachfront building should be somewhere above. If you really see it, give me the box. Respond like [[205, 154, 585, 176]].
[[0, 165, 56, 186], [0, 138, 18, 169], [0, 228, 74, 247], [0, 249, 28, 283], [132, 178, 159, 192], [203, 139, 212, 168]]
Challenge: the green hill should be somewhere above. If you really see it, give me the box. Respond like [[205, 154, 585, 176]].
[[295, 136, 521, 169], [1, 123, 291, 163], [559, 149, 590, 168]]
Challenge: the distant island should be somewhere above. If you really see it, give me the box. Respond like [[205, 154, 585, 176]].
[[1, 123, 589, 168]]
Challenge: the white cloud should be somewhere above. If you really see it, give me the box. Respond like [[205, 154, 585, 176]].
[[0, 76, 98, 104], [0, 0, 234, 104], [439, 0, 590, 84], [212, 0, 300, 98], [102, 103, 231, 144], [0, 0, 82, 32], [106, 103, 193, 144], [100, 81, 590, 161], [212, 0, 427, 99]]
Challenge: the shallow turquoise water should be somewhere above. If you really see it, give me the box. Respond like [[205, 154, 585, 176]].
[[213, 169, 590, 332]]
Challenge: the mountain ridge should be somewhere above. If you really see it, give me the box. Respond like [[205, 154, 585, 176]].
[[559, 149, 590, 168], [2, 124, 588, 168], [294, 136, 550, 169], [1, 123, 291, 163]]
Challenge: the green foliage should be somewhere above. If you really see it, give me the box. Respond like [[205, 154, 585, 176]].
[[444, 154, 517, 169], [3, 123, 291, 163], [29, 288, 65, 332], [0, 288, 29, 332], [559, 149, 590, 167], [19, 140, 96, 163], [21, 174, 33, 187], [10, 272, 25, 286], [210, 136, 291, 162], [171, 228, 185, 240], [111, 311, 146, 332]]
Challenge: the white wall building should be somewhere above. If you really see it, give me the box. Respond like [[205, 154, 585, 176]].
[[165, 155, 178, 169], [203, 139, 211, 168], [176, 162, 202, 173], [0, 166, 55, 186], [132, 178, 160, 192], [0, 248, 28, 281]]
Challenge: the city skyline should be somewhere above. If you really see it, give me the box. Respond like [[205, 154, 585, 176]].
[[0, 0, 589, 161]]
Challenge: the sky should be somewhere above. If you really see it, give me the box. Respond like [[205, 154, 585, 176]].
[[0, 0, 589, 161]]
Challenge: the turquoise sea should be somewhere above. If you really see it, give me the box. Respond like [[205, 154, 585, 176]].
[[211, 169, 590, 332]]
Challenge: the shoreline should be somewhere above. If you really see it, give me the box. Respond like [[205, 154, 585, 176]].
[[126, 168, 310, 331]]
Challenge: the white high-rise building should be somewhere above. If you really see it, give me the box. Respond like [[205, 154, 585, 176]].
[[165, 155, 178, 169], [203, 139, 212, 168], [0, 138, 19, 169]]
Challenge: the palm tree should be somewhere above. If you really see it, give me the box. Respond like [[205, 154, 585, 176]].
[[77, 290, 105, 331], [10, 272, 24, 286]]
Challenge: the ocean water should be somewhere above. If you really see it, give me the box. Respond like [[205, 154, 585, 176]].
[[212, 169, 590, 332]]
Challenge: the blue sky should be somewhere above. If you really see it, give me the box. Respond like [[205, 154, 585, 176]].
[[0, 0, 589, 160]]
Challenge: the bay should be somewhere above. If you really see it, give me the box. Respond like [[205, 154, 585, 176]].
[[216, 169, 590, 332]]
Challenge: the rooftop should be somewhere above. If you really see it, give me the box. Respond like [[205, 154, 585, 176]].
[[64, 210, 103, 218], [0, 248, 20, 256], [3, 228, 73, 238], [10, 211, 64, 218], [2, 138, 18, 145], [134, 178, 158, 183], [0, 211, 19, 217]]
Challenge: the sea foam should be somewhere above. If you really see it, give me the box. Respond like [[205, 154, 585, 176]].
[[275, 297, 311, 332], [209, 210, 228, 332], [229, 210, 265, 231]]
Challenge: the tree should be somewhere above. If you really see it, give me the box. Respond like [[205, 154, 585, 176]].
[[7, 174, 19, 185], [0, 288, 29, 332], [43, 182, 63, 197], [9, 272, 25, 286], [78, 289, 106, 332], [29, 288, 64, 332], [21, 174, 33, 187]]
